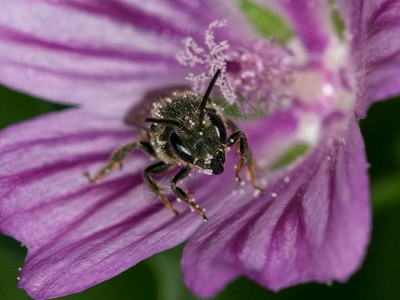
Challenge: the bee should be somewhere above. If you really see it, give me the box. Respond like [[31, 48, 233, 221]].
[[84, 70, 259, 221]]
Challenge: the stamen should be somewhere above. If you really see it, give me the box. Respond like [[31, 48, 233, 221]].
[[177, 20, 235, 102], [177, 20, 294, 112], [228, 40, 294, 112]]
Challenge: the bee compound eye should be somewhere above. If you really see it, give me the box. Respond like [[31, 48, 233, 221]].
[[206, 111, 227, 143], [169, 131, 195, 164]]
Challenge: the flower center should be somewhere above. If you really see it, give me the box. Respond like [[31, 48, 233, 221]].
[[176, 20, 354, 164], [226, 40, 293, 112], [176, 20, 293, 113]]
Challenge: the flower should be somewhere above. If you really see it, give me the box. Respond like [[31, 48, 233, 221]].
[[0, 0, 399, 299]]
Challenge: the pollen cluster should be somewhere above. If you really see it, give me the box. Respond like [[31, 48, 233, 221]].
[[177, 20, 294, 113]]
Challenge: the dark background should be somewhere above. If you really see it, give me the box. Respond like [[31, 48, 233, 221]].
[[1, 86, 400, 300]]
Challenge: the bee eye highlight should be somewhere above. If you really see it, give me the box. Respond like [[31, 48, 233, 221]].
[[207, 112, 227, 143], [169, 131, 195, 164]]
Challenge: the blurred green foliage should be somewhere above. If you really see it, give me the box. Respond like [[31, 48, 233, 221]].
[[270, 143, 310, 170], [239, 0, 293, 42]]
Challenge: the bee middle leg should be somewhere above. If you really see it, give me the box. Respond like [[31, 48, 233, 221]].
[[227, 131, 260, 190], [84, 141, 156, 183], [143, 161, 180, 217], [170, 166, 207, 221]]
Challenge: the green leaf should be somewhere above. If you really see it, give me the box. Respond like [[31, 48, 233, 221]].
[[0, 235, 28, 300], [371, 172, 400, 213], [330, 0, 345, 38], [239, 0, 293, 42], [146, 245, 198, 300], [270, 143, 310, 170], [0, 85, 67, 129]]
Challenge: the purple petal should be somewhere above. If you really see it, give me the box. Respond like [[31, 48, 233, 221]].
[[0, 108, 260, 299], [253, 0, 334, 54], [181, 117, 370, 297], [337, 0, 400, 117], [0, 109, 134, 251], [0, 0, 254, 114]]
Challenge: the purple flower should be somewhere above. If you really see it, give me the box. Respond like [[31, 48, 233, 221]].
[[0, 0, 399, 299]]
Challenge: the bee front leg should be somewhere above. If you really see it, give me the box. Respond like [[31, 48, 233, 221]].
[[170, 166, 207, 221], [143, 162, 180, 217], [84, 141, 155, 183], [226, 131, 260, 190]]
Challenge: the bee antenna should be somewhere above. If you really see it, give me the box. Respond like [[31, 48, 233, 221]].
[[145, 118, 181, 127], [199, 69, 221, 114]]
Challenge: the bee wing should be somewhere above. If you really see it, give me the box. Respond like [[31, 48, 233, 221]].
[[124, 85, 190, 129], [216, 93, 260, 124]]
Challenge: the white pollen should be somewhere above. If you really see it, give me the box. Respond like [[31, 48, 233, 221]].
[[199, 132, 203, 135], [322, 83, 334, 97], [18, 267, 22, 272], [17, 277, 20, 281], [202, 169, 213, 175], [271, 192, 278, 198], [298, 114, 321, 145], [284, 176, 290, 183], [253, 189, 261, 197]]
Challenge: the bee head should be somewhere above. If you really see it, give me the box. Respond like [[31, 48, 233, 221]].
[[168, 111, 227, 175], [146, 69, 227, 175]]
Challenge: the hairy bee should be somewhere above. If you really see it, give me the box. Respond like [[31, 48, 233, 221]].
[[84, 70, 258, 221]]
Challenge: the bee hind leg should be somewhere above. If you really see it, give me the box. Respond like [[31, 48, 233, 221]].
[[143, 161, 180, 217], [170, 166, 207, 222], [84, 141, 156, 183]]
